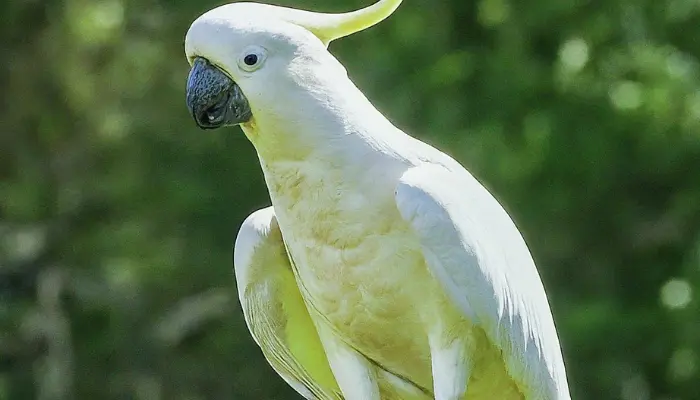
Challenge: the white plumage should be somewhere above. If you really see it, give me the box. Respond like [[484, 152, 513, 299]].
[[185, 1, 572, 398]]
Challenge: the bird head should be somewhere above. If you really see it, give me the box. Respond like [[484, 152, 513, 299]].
[[184, 0, 403, 132]]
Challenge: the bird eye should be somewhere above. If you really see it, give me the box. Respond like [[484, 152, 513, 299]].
[[243, 54, 258, 66], [238, 46, 266, 72]]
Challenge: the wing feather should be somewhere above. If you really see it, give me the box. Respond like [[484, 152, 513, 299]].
[[234, 207, 342, 400], [394, 164, 570, 400]]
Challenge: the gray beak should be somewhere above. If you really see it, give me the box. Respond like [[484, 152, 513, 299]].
[[186, 57, 252, 129]]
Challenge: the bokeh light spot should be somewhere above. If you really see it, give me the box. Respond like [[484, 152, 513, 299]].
[[559, 38, 589, 72], [660, 278, 693, 310]]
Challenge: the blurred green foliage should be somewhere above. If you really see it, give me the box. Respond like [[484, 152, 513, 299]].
[[2, 0, 700, 399]]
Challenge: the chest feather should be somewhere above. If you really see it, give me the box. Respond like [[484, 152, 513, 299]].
[[262, 160, 426, 314]]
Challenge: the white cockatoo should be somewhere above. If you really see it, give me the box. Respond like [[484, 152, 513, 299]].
[[184, 1, 572, 399]]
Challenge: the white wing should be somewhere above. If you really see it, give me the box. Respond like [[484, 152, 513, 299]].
[[233, 207, 342, 400], [394, 163, 570, 400]]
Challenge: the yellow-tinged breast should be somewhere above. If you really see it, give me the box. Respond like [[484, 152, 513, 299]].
[[260, 156, 524, 399]]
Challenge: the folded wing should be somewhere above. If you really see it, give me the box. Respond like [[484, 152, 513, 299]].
[[233, 207, 342, 400], [394, 164, 570, 400]]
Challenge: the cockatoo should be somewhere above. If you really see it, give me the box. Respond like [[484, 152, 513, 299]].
[[184, 1, 572, 399]]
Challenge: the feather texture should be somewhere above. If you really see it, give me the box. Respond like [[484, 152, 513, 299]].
[[234, 207, 342, 400], [395, 164, 570, 399]]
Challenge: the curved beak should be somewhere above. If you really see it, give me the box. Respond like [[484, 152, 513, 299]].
[[186, 57, 252, 129]]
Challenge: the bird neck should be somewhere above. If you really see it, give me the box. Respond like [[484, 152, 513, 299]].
[[241, 60, 401, 164]]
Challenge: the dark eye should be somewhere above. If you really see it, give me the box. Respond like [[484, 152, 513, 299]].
[[243, 54, 258, 66], [239, 46, 266, 71]]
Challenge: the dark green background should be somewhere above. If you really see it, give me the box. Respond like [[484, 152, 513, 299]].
[[2, 0, 700, 399]]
